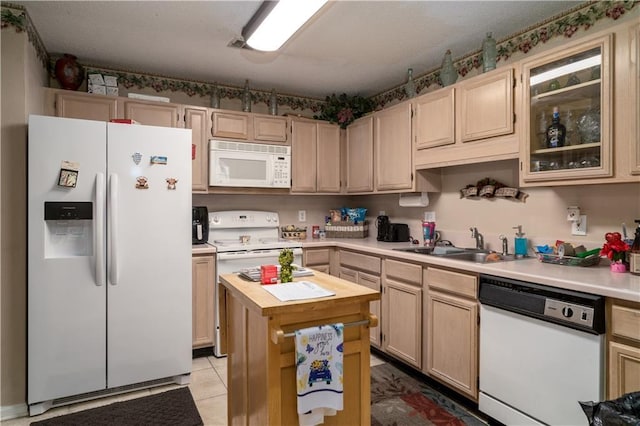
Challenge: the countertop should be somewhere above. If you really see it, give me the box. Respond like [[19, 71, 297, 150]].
[[194, 238, 640, 302], [219, 270, 380, 316], [302, 237, 640, 303]]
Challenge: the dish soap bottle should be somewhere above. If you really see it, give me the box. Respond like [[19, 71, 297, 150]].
[[513, 225, 527, 257], [629, 220, 640, 276]]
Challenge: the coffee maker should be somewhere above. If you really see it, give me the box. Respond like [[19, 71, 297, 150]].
[[192, 206, 209, 244], [376, 215, 389, 241]]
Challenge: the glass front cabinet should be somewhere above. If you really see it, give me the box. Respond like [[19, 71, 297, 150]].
[[521, 35, 612, 183]]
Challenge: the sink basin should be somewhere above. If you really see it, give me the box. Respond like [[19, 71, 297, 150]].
[[393, 246, 521, 263]]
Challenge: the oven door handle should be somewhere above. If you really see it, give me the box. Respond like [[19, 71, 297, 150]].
[[217, 249, 301, 261]]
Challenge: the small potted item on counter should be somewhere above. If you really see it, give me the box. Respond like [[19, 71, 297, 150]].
[[600, 232, 630, 273]]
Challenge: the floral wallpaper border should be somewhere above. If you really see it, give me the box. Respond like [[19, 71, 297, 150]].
[[2, 1, 638, 111]]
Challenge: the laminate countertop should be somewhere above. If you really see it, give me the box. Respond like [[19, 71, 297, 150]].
[[302, 238, 640, 303]]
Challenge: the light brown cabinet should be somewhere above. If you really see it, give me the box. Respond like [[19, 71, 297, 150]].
[[629, 23, 640, 176], [520, 34, 613, 183], [184, 106, 210, 193], [424, 267, 478, 401], [607, 299, 640, 399], [345, 115, 374, 192], [338, 250, 381, 348], [414, 67, 518, 169], [211, 110, 288, 143], [122, 99, 181, 127], [291, 118, 341, 193], [374, 101, 413, 191], [192, 254, 215, 349], [303, 247, 333, 274], [55, 91, 118, 121], [382, 259, 422, 368]]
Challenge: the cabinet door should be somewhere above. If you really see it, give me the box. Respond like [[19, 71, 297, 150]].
[[56, 92, 117, 121], [345, 116, 374, 192], [521, 35, 612, 182], [192, 255, 215, 348], [316, 122, 341, 192], [414, 88, 455, 149], [339, 266, 358, 283], [426, 289, 478, 400], [630, 23, 640, 175], [212, 111, 250, 139], [359, 272, 381, 348], [253, 115, 288, 143], [374, 101, 413, 191], [123, 100, 181, 127], [383, 279, 421, 368], [608, 342, 640, 399], [291, 119, 317, 192], [458, 68, 514, 142], [185, 106, 209, 192]]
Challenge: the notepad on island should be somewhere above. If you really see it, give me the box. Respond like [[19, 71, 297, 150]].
[[262, 281, 335, 302]]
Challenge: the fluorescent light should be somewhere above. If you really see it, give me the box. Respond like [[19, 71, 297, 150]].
[[530, 54, 601, 86], [243, 0, 328, 52]]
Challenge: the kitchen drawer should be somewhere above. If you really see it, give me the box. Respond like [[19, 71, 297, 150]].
[[385, 259, 422, 285], [304, 248, 331, 266], [339, 250, 381, 275], [611, 304, 640, 342], [426, 267, 477, 299]]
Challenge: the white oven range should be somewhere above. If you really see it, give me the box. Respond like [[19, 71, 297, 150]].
[[208, 210, 302, 357]]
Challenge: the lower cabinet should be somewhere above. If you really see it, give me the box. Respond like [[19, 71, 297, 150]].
[[608, 299, 640, 399], [302, 247, 333, 274], [382, 259, 422, 368], [338, 250, 382, 348], [192, 254, 215, 349], [424, 267, 479, 401]]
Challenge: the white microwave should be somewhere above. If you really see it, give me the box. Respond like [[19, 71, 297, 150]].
[[209, 139, 291, 188]]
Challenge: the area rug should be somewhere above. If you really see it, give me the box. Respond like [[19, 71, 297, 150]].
[[371, 362, 487, 426], [30, 387, 203, 426]]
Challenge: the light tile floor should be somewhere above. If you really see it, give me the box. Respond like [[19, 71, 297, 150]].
[[3, 354, 384, 426]]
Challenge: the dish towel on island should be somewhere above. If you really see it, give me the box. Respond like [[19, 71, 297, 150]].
[[294, 323, 344, 426]]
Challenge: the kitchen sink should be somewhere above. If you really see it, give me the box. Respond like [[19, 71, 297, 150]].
[[393, 246, 521, 263]]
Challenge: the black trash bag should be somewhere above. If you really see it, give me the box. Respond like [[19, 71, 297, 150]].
[[580, 391, 640, 426]]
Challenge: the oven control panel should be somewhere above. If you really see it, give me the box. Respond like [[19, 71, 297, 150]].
[[544, 299, 594, 328]]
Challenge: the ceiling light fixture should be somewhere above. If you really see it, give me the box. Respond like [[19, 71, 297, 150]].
[[242, 0, 328, 52]]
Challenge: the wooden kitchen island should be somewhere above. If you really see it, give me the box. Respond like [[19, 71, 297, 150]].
[[219, 271, 380, 426]]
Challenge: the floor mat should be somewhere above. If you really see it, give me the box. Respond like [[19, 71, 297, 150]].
[[30, 387, 203, 426], [371, 362, 487, 426]]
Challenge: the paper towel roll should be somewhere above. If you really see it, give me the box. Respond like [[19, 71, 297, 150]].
[[399, 192, 429, 207]]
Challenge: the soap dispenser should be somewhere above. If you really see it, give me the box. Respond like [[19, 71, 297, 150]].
[[513, 225, 527, 257]]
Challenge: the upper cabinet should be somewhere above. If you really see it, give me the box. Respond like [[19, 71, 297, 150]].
[[122, 99, 181, 127], [55, 91, 118, 122], [374, 101, 413, 191], [185, 106, 210, 193], [520, 34, 612, 183], [211, 110, 288, 144], [414, 67, 518, 169], [291, 118, 341, 193], [630, 23, 640, 176], [346, 115, 374, 193]]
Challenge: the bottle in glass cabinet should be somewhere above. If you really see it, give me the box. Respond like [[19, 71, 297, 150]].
[[546, 107, 566, 148], [629, 220, 640, 276]]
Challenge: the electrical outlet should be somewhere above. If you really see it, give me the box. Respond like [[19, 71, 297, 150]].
[[298, 210, 306, 222], [379, 211, 386, 216], [571, 215, 587, 236]]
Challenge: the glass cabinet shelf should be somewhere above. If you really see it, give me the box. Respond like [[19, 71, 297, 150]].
[[522, 35, 612, 182]]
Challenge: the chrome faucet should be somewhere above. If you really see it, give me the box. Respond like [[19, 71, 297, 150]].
[[499, 234, 508, 255], [470, 227, 484, 250]]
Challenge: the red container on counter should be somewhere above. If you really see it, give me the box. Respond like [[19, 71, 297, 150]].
[[312, 225, 320, 239], [260, 265, 278, 285]]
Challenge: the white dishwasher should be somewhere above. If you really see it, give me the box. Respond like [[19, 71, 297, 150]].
[[478, 274, 605, 426]]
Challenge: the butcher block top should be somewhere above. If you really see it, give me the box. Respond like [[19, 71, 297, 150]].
[[219, 271, 380, 317]]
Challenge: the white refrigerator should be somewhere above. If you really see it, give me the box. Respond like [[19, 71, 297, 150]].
[[27, 115, 192, 414]]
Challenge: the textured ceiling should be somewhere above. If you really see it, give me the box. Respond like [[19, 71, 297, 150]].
[[14, 1, 582, 98]]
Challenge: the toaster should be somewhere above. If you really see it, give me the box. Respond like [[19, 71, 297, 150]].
[[384, 223, 410, 242]]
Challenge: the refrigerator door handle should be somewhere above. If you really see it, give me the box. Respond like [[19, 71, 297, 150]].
[[109, 173, 119, 285], [95, 173, 105, 286]]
